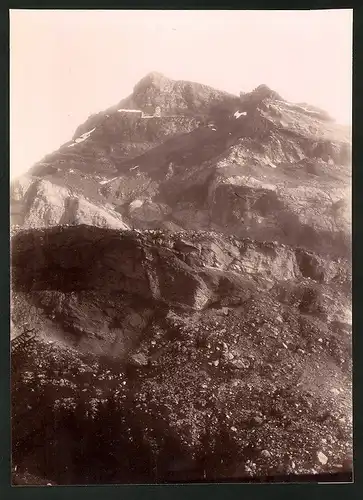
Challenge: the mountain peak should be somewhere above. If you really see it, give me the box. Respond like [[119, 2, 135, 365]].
[[143, 71, 167, 81], [251, 84, 284, 101], [134, 71, 168, 92], [127, 72, 238, 117]]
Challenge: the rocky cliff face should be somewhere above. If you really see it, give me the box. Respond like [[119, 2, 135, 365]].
[[11, 73, 352, 484], [11, 226, 352, 483], [12, 179, 129, 230], [117, 71, 240, 117], [11, 74, 351, 258]]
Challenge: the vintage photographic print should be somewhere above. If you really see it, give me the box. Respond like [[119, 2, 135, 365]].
[[10, 9, 352, 485]]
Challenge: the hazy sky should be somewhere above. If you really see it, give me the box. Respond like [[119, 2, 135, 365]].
[[10, 9, 352, 179]]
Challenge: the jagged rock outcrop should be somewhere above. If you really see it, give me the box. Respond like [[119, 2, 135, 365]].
[[119, 71, 239, 117], [14, 179, 129, 230]]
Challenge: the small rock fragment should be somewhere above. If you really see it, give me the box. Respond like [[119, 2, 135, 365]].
[[251, 416, 264, 426], [261, 450, 271, 458], [130, 353, 148, 367], [317, 451, 328, 465], [231, 358, 250, 370]]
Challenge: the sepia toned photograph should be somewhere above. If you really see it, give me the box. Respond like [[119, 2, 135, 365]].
[[10, 9, 352, 485]]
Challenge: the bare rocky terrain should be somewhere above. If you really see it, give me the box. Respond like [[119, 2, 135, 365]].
[[10, 72, 352, 484]]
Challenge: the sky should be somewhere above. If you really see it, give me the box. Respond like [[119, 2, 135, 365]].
[[10, 9, 353, 180]]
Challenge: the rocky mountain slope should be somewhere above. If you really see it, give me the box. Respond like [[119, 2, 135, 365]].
[[11, 73, 351, 256], [10, 73, 352, 484], [11, 226, 352, 484]]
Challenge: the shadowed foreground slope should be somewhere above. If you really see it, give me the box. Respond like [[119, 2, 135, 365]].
[[11, 225, 352, 484]]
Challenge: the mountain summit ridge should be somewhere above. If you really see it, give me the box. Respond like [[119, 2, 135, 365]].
[[11, 72, 351, 255]]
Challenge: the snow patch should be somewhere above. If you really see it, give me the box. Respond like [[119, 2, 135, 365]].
[[129, 199, 144, 210], [224, 175, 276, 191], [99, 177, 118, 186], [76, 128, 96, 142], [117, 109, 142, 114], [234, 111, 247, 119], [68, 127, 96, 147]]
